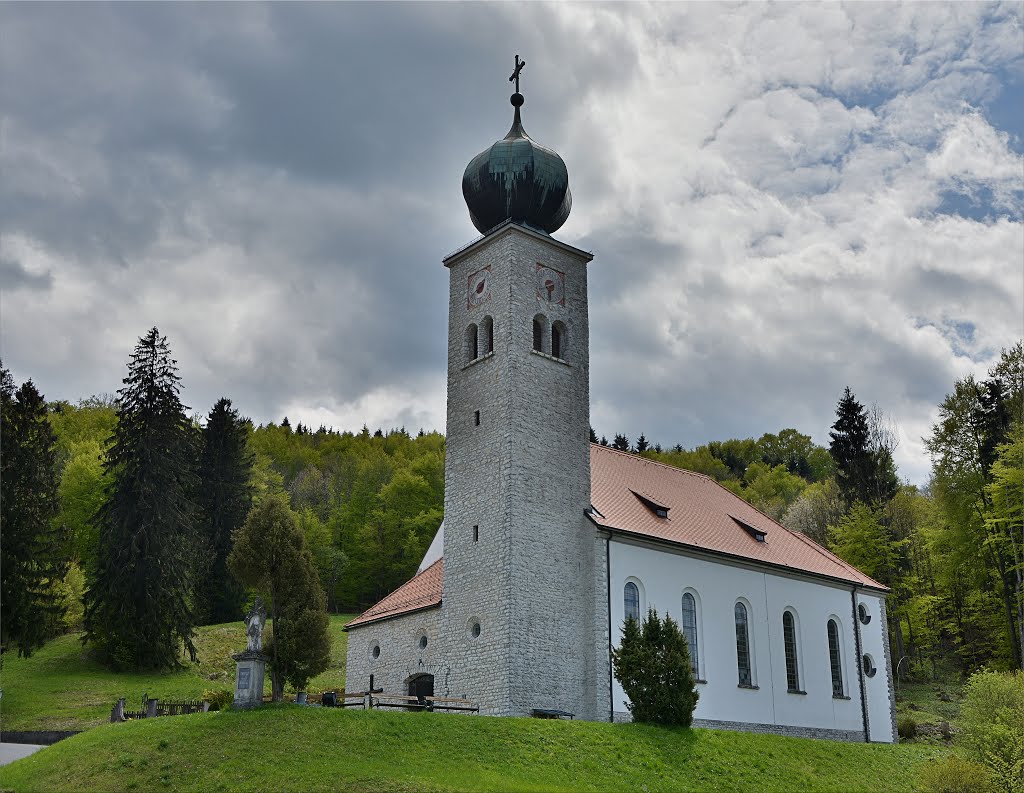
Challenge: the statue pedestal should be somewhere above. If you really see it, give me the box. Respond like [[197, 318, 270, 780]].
[[232, 650, 267, 709]]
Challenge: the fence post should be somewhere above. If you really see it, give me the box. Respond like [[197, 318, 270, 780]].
[[146, 698, 159, 719]]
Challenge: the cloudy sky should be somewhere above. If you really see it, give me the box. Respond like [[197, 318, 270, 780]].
[[2, 3, 1021, 485]]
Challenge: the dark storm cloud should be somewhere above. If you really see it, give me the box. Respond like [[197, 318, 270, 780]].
[[0, 254, 52, 292]]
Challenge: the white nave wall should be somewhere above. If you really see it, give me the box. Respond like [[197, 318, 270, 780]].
[[608, 537, 895, 742]]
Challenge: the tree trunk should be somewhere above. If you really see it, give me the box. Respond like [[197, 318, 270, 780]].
[[270, 581, 283, 703]]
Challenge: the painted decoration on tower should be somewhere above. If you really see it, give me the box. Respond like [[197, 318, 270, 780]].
[[535, 264, 565, 305], [467, 266, 492, 309]]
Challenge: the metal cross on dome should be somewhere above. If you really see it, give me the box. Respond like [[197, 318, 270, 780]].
[[509, 54, 526, 93]]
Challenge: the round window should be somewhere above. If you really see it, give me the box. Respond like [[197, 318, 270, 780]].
[[370, 644, 380, 660], [471, 622, 481, 638], [862, 654, 877, 678], [418, 635, 428, 650], [858, 604, 871, 625]]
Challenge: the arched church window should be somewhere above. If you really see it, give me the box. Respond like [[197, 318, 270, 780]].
[[681, 592, 699, 676], [465, 323, 478, 362], [735, 602, 753, 686], [481, 315, 494, 354], [532, 314, 548, 353], [624, 581, 640, 622], [827, 618, 844, 697], [783, 610, 801, 692], [551, 321, 567, 360]]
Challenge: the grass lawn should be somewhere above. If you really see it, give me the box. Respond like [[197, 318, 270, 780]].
[[0, 615, 355, 732], [893, 676, 964, 743], [0, 705, 948, 793]]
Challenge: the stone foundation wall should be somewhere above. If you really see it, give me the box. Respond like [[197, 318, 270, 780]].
[[613, 711, 864, 742]]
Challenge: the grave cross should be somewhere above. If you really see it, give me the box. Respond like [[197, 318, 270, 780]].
[[509, 54, 526, 93]]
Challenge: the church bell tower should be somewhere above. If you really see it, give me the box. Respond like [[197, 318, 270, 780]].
[[439, 57, 604, 719]]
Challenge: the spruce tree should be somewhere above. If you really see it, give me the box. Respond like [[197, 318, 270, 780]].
[[0, 366, 68, 657], [830, 388, 900, 506], [612, 608, 699, 726], [197, 398, 254, 624], [83, 328, 200, 669], [829, 387, 874, 505]]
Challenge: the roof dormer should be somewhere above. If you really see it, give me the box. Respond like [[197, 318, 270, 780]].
[[631, 489, 670, 519], [731, 514, 767, 543]]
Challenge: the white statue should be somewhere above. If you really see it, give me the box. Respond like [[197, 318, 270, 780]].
[[244, 597, 268, 653]]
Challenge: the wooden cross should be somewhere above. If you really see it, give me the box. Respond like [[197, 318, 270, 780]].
[[509, 54, 526, 93]]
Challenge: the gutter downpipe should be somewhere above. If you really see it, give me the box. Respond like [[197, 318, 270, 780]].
[[606, 534, 614, 723], [852, 584, 870, 743]]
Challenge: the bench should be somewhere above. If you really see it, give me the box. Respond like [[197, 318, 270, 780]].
[[368, 694, 479, 713], [370, 694, 430, 711], [530, 708, 574, 720], [424, 696, 479, 713], [322, 691, 368, 708]]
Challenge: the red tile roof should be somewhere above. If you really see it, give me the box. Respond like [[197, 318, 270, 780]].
[[346, 446, 886, 629], [344, 558, 443, 629], [589, 444, 886, 590]]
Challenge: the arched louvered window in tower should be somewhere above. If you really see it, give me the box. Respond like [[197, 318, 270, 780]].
[[624, 581, 640, 623], [681, 593, 699, 676], [735, 602, 752, 686], [481, 315, 494, 355], [828, 619, 844, 697], [783, 610, 801, 692], [532, 314, 547, 353], [551, 321, 567, 360], [465, 323, 478, 362]]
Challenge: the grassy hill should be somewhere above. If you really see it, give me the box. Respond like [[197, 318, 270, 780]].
[[0, 616, 355, 731], [0, 705, 947, 793]]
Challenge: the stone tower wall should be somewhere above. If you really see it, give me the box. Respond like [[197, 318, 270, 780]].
[[441, 224, 600, 718]]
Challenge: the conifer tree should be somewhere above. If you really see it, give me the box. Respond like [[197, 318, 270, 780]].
[[0, 366, 68, 657], [612, 433, 630, 452], [612, 608, 699, 726], [829, 387, 873, 506], [829, 388, 898, 507], [197, 398, 254, 624], [83, 328, 200, 669], [229, 495, 331, 700], [635, 434, 649, 453]]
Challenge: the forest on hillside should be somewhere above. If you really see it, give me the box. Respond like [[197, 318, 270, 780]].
[[2, 337, 1021, 681]]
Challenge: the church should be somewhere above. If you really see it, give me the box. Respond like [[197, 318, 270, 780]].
[[344, 60, 896, 743]]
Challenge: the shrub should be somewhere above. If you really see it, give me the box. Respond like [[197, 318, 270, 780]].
[[917, 755, 995, 793], [202, 688, 233, 711], [611, 607, 699, 726], [960, 669, 1024, 793], [897, 716, 917, 740]]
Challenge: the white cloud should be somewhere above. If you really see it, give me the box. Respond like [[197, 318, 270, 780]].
[[1, 2, 1021, 488]]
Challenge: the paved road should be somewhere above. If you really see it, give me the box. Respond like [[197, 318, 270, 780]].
[[0, 742, 45, 766]]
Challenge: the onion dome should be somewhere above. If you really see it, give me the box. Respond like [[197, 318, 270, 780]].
[[462, 61, 572, 235]]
